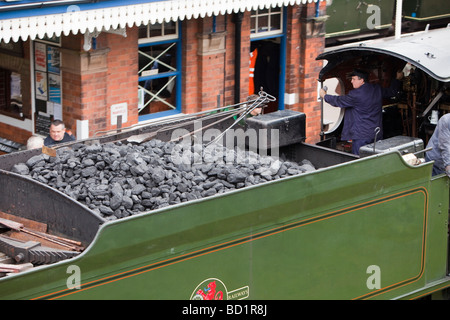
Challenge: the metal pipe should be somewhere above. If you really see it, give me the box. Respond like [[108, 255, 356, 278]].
[[233, 12, 244, 104]]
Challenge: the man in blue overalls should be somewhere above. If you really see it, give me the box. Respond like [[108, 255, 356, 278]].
[[320, 69, 402, 155]]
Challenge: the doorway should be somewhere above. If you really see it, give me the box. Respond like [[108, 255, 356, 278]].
[[249, 6, 286, 113], [250, 39, 280, 113]]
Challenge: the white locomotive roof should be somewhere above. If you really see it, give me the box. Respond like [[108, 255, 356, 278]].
[[318, 26, 450, 83]]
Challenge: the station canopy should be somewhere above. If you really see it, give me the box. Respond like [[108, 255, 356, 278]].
[[0, 0, 321, 43]]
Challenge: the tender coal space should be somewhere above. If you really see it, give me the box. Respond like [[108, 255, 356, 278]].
[[11, 140, 316, 220]]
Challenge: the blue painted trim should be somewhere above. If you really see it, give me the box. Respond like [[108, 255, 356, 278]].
[[250, 33, 284, 42], [138, 38, 179, 48], [278, 7, 287, 110], [139, 71, 180, 82], [174, 21, 182, 116]]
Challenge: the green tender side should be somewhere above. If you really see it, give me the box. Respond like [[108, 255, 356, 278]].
[[0, 152, 448, 300]]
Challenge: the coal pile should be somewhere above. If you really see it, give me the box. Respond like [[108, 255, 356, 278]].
[[11, 139, 316, 220]]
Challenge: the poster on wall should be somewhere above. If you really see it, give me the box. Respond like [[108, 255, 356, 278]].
[[48, 73, 61, 104], [34, 42, 47, 72], [47, 46, 60, 74], [35, 71, 48, 100]]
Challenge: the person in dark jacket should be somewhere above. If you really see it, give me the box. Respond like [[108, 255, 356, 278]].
[[44, 120, 75, 146], [320, 69, 402, 155]]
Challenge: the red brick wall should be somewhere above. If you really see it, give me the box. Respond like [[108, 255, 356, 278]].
[[104, 29, 139, 129], [182, 19, 200, 114], [181, 13, 252, 114], [0, 123, 30, 146], [285, 6, 302, 104], [291, 2, 326, 144], [61, 28, 138, 137], [61, 66, 82, 134]]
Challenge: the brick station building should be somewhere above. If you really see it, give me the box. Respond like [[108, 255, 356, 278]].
[[0, 0, 327, 152]]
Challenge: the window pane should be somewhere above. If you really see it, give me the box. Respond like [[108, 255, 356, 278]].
[[149, 23, 162, 38], [164, 21, 176, 36], [138, 25, 148, 39], [138, 43, 178, 116], [250, 7, 283, 37], [270, 13, 281, 31], [139, 43, 177, 76], [271, 7, 281, 13], [0, 68, 23, 117], [139, 76, 177, 114], [258, 16, 269, 33], [251, 17, 257, 33]]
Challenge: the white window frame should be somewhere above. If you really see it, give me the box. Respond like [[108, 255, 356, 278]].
[[250, 7, 283, 39], [138, 21, 179, 44]]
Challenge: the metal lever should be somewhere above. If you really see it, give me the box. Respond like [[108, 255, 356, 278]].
[[373, 127, 380, 153]]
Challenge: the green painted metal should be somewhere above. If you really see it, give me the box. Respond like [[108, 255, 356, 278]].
[[403, 0, 450, 20], [325, 0, 394, 38], [0, 151, 448, 300]]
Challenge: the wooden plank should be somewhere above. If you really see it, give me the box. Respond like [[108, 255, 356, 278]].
[[0, 217, 22, 230], [0, 211, 47, 233], [0, 263, 33, 273]]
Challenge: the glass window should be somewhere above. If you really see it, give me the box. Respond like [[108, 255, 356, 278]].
[[138, 21, 179, 44], [138, 21, 180, 120], [0, 68, 23, 118], [138, 43, 178, 115], [251, 7, 283, 38]]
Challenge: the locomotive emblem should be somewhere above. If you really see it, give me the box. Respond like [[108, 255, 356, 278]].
[[193, 280, 224, 300], [190, 278, 249, 300]]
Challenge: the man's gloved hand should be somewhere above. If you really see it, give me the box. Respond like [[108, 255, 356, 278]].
[[319, 88, 327, 99]]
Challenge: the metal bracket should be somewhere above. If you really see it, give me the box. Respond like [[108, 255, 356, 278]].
[[0, 235, 80, 265]]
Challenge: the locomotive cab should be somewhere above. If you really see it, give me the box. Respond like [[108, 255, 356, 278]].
[[316, 26, 450, 157]]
